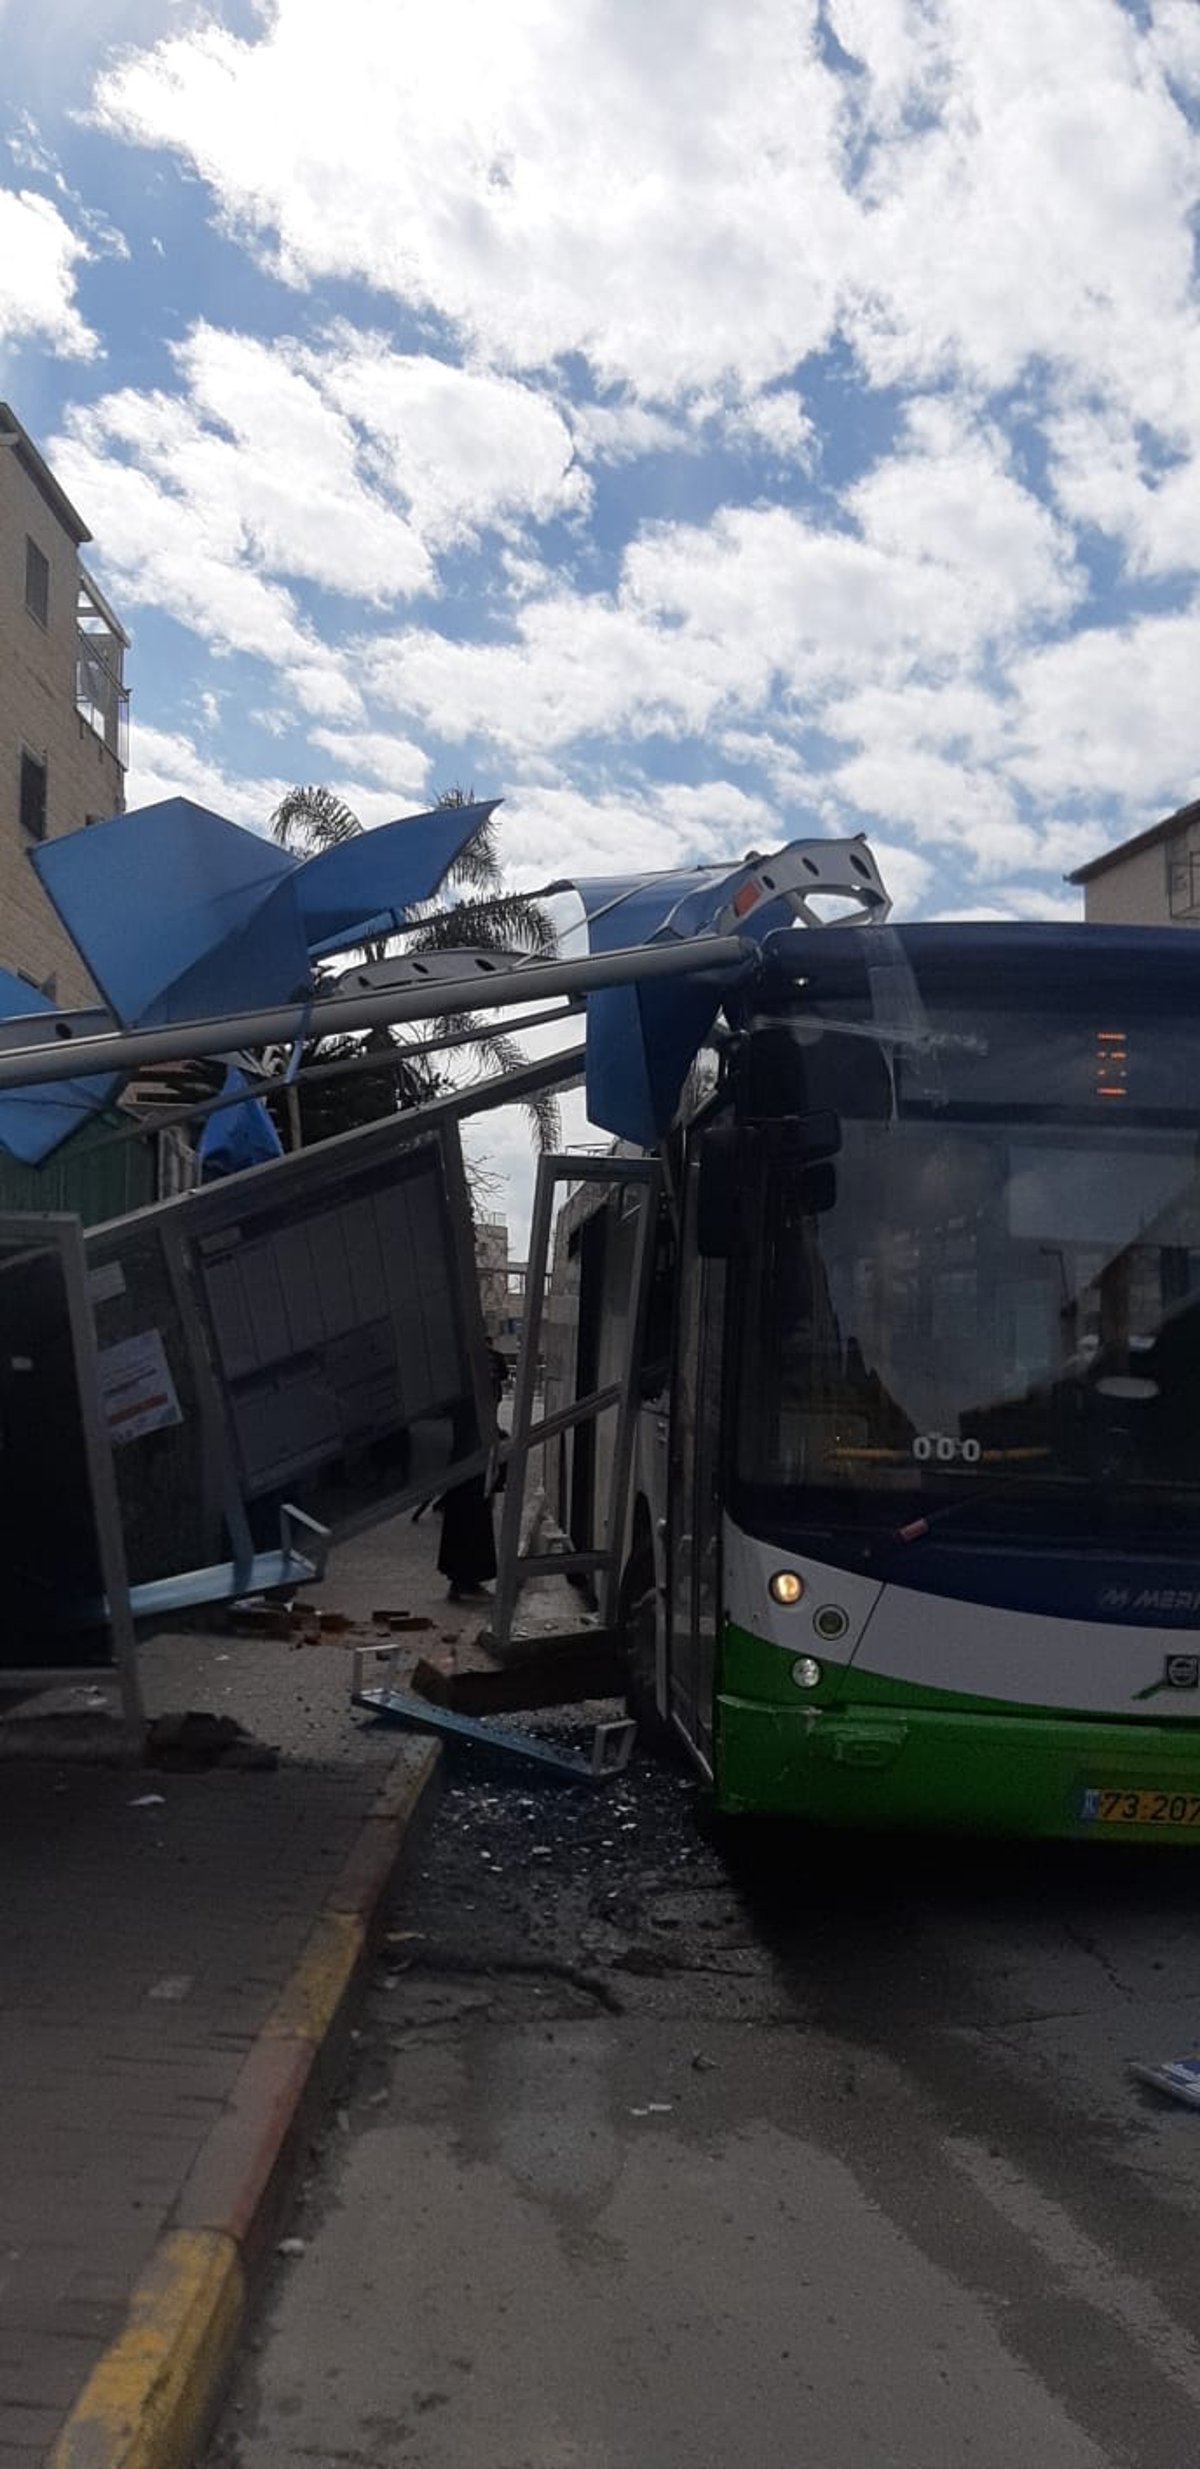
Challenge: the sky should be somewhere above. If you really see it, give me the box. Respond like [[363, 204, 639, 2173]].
[[3, 0, 1200, 1240]]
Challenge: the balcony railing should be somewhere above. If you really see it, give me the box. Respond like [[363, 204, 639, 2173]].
[[75, 568, 129, 769]]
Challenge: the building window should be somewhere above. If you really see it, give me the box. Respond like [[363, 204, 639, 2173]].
[[19, 749, 47, 841], [24, 537, 49, 628], [1167, 837, 1200, 920]]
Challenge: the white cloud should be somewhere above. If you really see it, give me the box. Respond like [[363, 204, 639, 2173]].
[[865, 838, 933, 915], [319, 337, 586, 546], [719, 389, 813, 466], [1148, 0, 1200, 101], [90, 0, 854, 396], [1007, 607, 1200, 806], [50, 411, 331, 671], [848, 400, 1081, 631], [307, 730, 432, 799], [568, 400, 693, 465], [494, 779, 775, 889], [90, 0, 1200, 438], [840, 0, 1200, 418], [46, 324, 591, 706], [0, 186, 96, 355], [123, 720, 291, 832], [362, 432, 1078, 771], [1045, 400, 1200, 580]]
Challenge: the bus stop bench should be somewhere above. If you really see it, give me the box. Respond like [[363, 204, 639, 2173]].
[[81, 1504, 330, 1632]]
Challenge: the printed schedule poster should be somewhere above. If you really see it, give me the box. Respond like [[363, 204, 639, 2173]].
[[97, 1328, 183, 1447]]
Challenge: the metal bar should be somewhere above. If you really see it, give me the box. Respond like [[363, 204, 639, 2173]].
[[598, 1166, 661, 1627], [159, 1215, 255, 1578], [517, 1382, 623, 1450], [47, 1217, 145, 1736], [354, 1686, 634, 1785], [0, 935, 751, 1093], [93, 999, 586, 1148], [509, 1549, 610, 1578], [489, 1150, 559, 1648], [488, 1150, 664, 1647]]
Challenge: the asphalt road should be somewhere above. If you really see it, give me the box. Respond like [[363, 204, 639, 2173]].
[[209, 1731, 1200, 2469]]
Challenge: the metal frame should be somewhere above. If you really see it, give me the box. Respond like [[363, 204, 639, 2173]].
[[0, 937, 748, 1094], [490, 1153, 661, 1650], [0, 1212, 142, 1731]]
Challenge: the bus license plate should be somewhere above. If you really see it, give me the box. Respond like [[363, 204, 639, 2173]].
[[1081, 1788, 1200, 1827]]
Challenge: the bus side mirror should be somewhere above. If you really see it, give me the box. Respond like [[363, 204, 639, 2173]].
[[696, 1125, 747, 1257]]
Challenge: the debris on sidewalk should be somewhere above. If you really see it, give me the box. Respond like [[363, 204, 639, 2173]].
[[1130, 2053, 1200, 2107], [354, 1683, 636, 1785], [145, 1710, 279, 1772], [412, 1636, 624, 1716]]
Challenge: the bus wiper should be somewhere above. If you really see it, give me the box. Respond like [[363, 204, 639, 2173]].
[[893, 1490, 1008, 1545]]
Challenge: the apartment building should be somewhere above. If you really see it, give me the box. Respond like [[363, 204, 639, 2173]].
[[0, 402, 128, 1003], [1068, 797, 1200, 927]]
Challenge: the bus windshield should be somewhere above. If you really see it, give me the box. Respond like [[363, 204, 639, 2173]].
[[735, 1084, 1200, 1544]]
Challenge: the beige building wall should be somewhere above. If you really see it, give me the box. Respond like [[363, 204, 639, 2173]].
[[0, 408, 128, 1004], [1082, 841, 1172, 926], [1072, 800, 1200, 929]]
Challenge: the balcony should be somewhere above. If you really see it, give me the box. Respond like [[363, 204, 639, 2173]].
[[75, 567, 129, 769]]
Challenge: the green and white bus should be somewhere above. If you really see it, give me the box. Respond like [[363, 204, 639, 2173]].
[[550, 921, 1200, 1841]]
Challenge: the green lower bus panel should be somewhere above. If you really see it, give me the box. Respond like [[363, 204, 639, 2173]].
[[715, 1693, 1200, 1840]]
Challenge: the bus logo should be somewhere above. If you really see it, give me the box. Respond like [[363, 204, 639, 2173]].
[[1165, 1655, 1200, 1690], [1135, 1655, 1200, 1701]]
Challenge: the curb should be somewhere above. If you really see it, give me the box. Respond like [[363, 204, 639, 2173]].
[[49, 1739, 441, 2469]]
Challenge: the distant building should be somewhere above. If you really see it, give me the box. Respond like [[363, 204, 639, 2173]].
[[1068, 798, 1200, 927], [475, 1217, 510, 1334], [495, 1258, 541, 1372], [0, 403, 129, 1003]]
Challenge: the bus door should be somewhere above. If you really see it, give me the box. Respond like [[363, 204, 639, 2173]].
[[668, 1159, 727, 1771]]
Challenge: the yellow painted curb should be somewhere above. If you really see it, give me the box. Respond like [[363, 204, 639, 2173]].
[[50, 2230, 243, 2469], [369, 1738, 441, 1828], [263, 1907, 365, 2043]]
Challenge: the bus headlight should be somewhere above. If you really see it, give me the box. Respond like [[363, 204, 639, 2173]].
[[769, 1569, 805, 1606], [790, 1656, 823, 1690]]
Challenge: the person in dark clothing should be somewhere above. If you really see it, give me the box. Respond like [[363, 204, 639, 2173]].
[[436, 1353, 507, 1601]]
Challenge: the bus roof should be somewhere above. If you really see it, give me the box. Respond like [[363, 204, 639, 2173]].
[[748, 921, 1200, 1015]]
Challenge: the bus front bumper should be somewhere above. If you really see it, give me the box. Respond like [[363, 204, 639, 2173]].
[[715, 1694, 1200, 1840]]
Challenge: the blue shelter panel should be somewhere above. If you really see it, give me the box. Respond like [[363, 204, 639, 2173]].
[[198, 1066, 285, 1181], [299, 801, 501, 954], [33, 799, 301, 1027], [571, 860, 766, 1145], [0, 970, 120, 1164]]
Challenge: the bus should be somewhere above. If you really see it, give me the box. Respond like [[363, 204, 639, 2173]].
[[548, 920, 1200, 1840]]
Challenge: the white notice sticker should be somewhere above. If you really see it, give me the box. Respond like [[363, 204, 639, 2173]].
[[97, 1328, 183, 1446]]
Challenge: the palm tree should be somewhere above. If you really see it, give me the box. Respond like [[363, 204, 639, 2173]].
[[268, 784, 560, 1148]]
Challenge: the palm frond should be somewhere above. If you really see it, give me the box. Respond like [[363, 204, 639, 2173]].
[[403, 893, 558, 960], [434, 1012, 560, 1150], [271, 786, 363, 852], [437, 816, 503, 897]]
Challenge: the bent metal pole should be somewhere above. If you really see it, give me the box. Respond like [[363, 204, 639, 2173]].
[[0, 934, 752, 1093]]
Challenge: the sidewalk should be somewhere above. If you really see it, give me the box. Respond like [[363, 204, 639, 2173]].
[[0, 1504, 454, 2466]]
